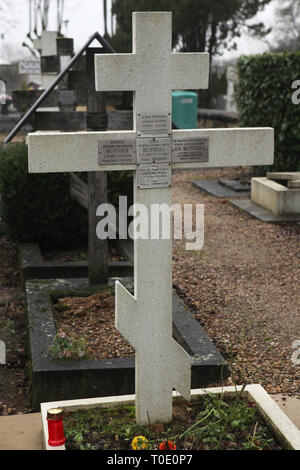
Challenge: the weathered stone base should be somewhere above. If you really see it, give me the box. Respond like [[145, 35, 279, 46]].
[[19, 242, 133, 286], [231, 199, 300, 223], [25, 278, 229, 410], [193, 179, 251, 199]]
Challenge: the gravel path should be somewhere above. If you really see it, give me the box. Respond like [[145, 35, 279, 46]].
[[172, 167, 300, 398]]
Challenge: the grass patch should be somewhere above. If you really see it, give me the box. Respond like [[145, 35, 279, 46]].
[[63, 392, 282, 450]]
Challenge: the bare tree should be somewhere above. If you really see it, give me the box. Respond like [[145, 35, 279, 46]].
[[103, 0, 108, 36], [0, 0, 20, 37], [269, 0, 300, 52]]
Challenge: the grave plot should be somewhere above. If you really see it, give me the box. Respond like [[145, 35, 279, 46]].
[[26, 278, 227, 409], [232, 172, 300, 223], [28, 11, 273, 425], [19, 242, 132, 286]]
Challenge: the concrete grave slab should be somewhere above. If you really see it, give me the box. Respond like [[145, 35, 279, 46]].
[[193, 179, 251, 199], [231, 198, 300, 223], [288, 180, 300, 189], [267, 172, 300, 182], [0, 413, 43, 450], [272, 395, 300, 431]]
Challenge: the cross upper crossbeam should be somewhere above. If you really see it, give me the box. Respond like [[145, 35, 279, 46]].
[[33, 31, 58, 57], [95, 12, 209, 117], [28, 127, 274, 174]]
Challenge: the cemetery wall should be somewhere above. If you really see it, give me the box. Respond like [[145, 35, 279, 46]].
[[236, 52, 300, 174]]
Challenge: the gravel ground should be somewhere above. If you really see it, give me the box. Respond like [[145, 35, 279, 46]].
[[53, 292, 135, 359], [172, 167, 300, 398]]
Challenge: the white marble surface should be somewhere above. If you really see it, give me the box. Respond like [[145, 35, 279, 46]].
[[28, 127, 274, 173], [33, 31, 58, 57]]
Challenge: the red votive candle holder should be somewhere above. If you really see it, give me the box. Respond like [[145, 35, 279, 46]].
[[47, 408, 66, 447]]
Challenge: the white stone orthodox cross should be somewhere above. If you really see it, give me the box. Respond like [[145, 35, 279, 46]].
[[28, 12, 274, 425], [33, 31, 59, 89], [33, 31, 58, 57]]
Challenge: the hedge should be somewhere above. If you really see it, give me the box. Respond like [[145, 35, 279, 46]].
[[236, 53, 300, 174], [0, 143, 133, 246]]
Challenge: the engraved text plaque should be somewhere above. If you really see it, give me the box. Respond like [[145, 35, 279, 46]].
[[137, 163, 171, 189], [98, 139, 136, 165], [172, 136, 209, 163], [137, 114, 171, 135], [137, 137, 171, 164]]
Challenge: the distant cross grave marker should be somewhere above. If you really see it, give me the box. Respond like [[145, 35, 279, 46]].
[[0, 340, 5, 365], [28, 12, 274, 424]]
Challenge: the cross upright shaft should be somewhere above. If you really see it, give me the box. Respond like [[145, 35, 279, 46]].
[[94, 12, 210, 424]]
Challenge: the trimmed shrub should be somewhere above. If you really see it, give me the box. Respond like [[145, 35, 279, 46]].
[[0, 142, 87, 246], [0, 142, 133, 246], [108, 170, 133, 208], [236, 53, 300, 174]]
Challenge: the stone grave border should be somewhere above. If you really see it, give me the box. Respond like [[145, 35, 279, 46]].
[[25, 278, 229, 409], [19, 242, 133, 286], [192, 179, 251, 199], [230, 199, 300, 224], [40, 385, 300, 450], [192, 179, 300, 223]]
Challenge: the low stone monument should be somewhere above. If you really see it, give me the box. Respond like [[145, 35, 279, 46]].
[[252, 172, 300, 216], [28, 12, 274, 424]]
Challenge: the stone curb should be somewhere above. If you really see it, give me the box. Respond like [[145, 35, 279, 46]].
[[40, 385, 300, 451]]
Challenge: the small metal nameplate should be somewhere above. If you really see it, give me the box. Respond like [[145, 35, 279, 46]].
[[172, 136, 209, 163], [98, 139, 136, 165], [137, 163, 171, 189], [137, 114, 171, 136], [58, 90, 76, 106], [137, 137, 171, 164]]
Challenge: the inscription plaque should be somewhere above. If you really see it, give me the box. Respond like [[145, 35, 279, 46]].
[[137, 114, 171, 135], [172, 136, 209, 163], [58, 90, 77, 106], [98, 139, 136, 164], [137, 137, 171, 164], [137, 163, 171, 189], [19, 60, 41, 75]]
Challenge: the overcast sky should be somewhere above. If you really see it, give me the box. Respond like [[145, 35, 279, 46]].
[[0, 0, 277, 62]]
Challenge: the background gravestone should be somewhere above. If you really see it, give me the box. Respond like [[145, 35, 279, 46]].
[[13, 34, 111, 285]]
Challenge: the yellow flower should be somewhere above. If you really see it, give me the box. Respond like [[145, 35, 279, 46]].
[[131, 435, 149, 450]]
